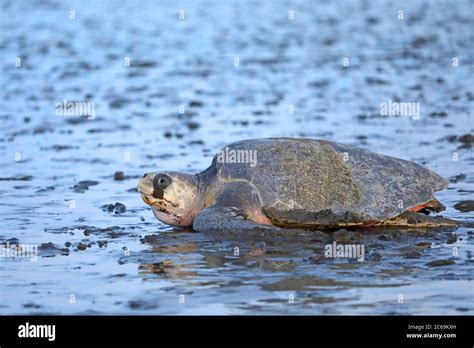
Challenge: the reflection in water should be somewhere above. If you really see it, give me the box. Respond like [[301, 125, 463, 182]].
[[124, 225, 472, 314]]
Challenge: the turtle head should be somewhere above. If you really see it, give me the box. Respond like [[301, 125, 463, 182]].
[[138, 172, 200, 227]]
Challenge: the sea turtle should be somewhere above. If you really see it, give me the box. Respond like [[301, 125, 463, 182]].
[[138, 138, 455, 232]]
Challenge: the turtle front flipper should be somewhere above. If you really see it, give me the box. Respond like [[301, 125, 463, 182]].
[[193, 205, 312, 235], [193, 181, 301, 233]]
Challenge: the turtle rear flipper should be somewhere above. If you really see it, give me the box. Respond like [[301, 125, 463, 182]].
[[381, 211, 457, 227], [407, 197, 446, 214]]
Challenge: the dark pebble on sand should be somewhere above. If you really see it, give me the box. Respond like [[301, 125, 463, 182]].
[[36, 186, 55, 193], [446, 233, 457, 244], [102, 204, 115, 212], [459, 133, 474, 144], [5, 238, 20, 245], [109, 98, 130, 109], [114, 171, 125, 181], [453, 200, 474, 212], [0, 175, 33, 181], [65, 242, 71, 247], [365, 77, 390, 85], [39, 242, 70, 257], [38, 242, 54, 250], [163, 131, 172, 138], [128, 300, 158, 310], [189, 100, 203, 107], [188, 140, 204, 145], [131, 60, 157, 68], [101, 202, 126, 214], [411, 35, 438, 48], [449, 133, 474, 149], [446, 135, 458, 143], [72, 180, 99, 193], [187, 121, 200, 130], [426, 259, 455, 267], [114, 203, 126, 214], [77, 243, 87, 251], [429, 111, 447, 118], [450, 173, 466, 183]]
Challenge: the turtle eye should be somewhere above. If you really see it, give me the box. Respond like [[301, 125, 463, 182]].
[[152, 174, 172, 198]]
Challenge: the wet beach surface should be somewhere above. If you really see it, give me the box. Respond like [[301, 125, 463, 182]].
[[0, 0, 473, 314]]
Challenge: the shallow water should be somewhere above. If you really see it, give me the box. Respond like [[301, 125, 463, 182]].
[[0, 0, 473, 314]]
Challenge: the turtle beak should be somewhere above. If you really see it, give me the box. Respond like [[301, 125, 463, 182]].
[[138, 174, 154, 196], [138, 174, 158, 206]]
